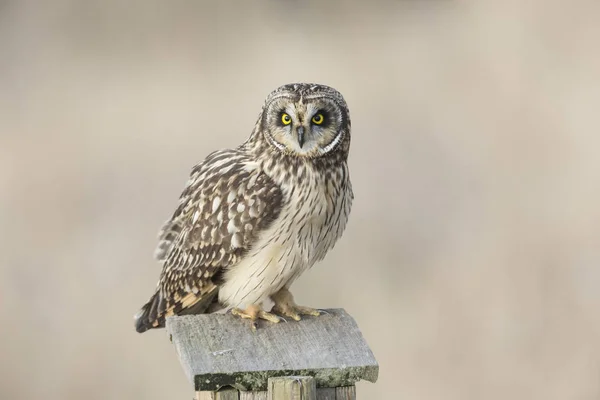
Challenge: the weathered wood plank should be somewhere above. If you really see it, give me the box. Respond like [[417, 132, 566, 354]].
[[315, 387, 336, 400], [167, 309, 378, 391], [334, 386, 356, 400], [197, 391, 216, 400], [240, 391, 267, 400], [268, 376, 316, 400], [217, 389, 240, 400]]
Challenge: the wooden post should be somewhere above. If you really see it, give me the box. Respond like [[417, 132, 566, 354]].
[[166, 309, 377, 399], [268, 376, 316, 400]]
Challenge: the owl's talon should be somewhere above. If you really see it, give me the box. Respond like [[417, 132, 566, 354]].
[[277, 315, 289, 323], [272, 305, 302, 321], [258, 310, 282, 324], [231, 307, 252, 320], [271, 287, 321, 321], [294, 305, 322, 317], [231, 304, 281, 329]]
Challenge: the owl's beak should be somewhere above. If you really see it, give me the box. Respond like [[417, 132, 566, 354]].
[[297, 126, 305, 148]]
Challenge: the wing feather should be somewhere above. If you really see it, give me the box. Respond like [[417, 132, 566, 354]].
[[135, 149, 283, 332]]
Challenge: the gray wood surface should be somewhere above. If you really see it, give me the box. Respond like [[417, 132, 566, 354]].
[[217, 389, 240, 400], [240, 391, 267, 400], [315, 388, 336, 400], [268, 376, 316, 400], [167, 308, 378, 391], [197, 385, 355, 400], [334, 386, 356, 400]]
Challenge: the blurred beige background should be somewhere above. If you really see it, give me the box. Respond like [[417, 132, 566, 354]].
[[1, 1, 600, 399]]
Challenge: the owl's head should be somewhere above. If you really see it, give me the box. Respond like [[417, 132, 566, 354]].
[[257, 83, 351, 159]]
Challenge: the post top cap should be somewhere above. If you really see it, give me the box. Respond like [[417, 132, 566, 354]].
[[166, 308, 379, 391]]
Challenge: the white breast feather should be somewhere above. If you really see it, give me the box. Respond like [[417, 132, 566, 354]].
[[218, 166, 351, 309]]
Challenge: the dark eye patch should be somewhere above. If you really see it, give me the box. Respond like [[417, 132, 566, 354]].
[[277, 111, 290, 126], [312, 109, 330, 127]]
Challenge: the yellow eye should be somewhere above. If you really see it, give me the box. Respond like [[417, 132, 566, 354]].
[[312, 113, 324, 125], [281, 113, 292, 125]]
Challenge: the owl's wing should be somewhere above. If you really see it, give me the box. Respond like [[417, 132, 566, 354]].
[[135, 150, 284, 332], [153, 155, 215, 262]]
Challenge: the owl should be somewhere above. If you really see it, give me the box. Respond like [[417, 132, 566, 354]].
[[134, 83, 353, 333]]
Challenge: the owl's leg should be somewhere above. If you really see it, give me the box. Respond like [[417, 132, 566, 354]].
[[271, 287, 321, 321], [231, 303, 281, 327]]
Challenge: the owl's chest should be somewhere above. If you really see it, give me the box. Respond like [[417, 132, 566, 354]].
[[217, 164, 351, 308], [278, 171, 349, 263]]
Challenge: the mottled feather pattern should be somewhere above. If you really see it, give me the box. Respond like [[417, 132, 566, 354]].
[[217, 155, 353, 308], [136, 149, 283, 331], [135, 83, 352, 333], [154, 219, 183, 262]]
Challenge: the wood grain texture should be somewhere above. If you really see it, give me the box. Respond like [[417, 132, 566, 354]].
[[335, 386, 356, 400], [217, 389, 240, 400], [268, 376, 316, 400], [315, 388, 336, 400], [197, 389, 240, 400], [196, 386, 349, 400], [166, 309, 378, 391], [240, 391, 267, 400]]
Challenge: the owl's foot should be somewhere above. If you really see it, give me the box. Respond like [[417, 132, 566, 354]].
[[271, 287, 321, 321], [231, 304, 281, 330]]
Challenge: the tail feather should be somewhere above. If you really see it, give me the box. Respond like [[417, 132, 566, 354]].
[[134, 284, 220, 333], [134, 291, 165, 333]]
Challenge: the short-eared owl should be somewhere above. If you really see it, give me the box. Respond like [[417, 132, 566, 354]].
[[135, 83, 353, 333]]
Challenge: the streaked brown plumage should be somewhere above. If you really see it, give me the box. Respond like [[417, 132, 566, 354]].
[[135, 83, 352, 333]]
